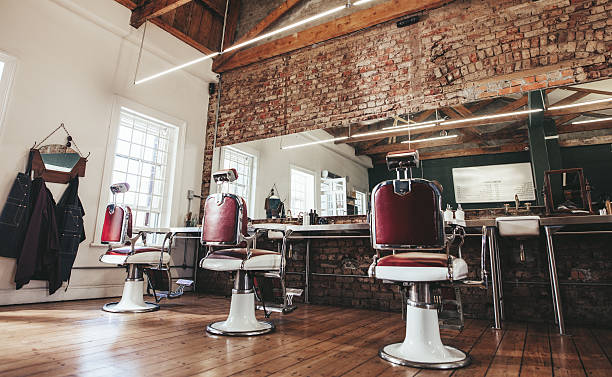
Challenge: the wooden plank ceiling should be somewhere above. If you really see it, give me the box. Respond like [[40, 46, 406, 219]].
[[115, 0, 453, 72]]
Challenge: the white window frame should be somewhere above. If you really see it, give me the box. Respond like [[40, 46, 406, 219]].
[[218, 145, 258, 216], [355, 190, 368, 216], [290, 165, 316, 216], [93, 97, 186, 245], [0, 51, 17, 138]]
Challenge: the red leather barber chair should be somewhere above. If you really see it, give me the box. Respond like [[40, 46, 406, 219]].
[[369, 150, 470, 369], [99, 183, 176, 313], [200, 169, 286, 336]]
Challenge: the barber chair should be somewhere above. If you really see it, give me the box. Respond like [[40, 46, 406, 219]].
[[99, 183, 190, 313], [368, 150, 470, 369], [200, 169, 297, 336]]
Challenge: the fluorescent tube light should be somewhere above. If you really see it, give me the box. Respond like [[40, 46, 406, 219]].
[[282, 136, 348, 150], [382, 119, 442, 131], [353, 0, 377, 5], [135, 52, 220, 85], [224, 5, 346, 53], [440, 109, 542, 126], [544, 135, 559, 140], [401, 134, 458, 144], [571, 116, 612, 125], [548, 97, 612, 111]]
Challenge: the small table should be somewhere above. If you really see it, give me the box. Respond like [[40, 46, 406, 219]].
[[539, 215, 612, 335]]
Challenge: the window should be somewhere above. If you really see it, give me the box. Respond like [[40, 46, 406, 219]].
[[0, 51, 17, 132], [110, 107, 178, 229], [291, 168, 315, 215], [222, 147, 256, 212], [355, 190, 368, 215]]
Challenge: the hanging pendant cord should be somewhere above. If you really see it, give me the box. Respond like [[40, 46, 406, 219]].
[[133, 21, 148, 85]]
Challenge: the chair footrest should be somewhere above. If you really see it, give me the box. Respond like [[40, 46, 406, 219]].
[[286, 288, 303, 297], [256, 304, 298, 314], [176, 279, 194, 286]]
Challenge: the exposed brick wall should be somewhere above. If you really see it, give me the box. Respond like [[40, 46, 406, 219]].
[[203, 0, 611, 200]]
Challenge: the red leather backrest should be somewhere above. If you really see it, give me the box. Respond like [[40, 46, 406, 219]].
[[125, 207, 133, 238], [102, 206, 125, 243], [372, 180, 444, 248], [202, 194, 248, 245]]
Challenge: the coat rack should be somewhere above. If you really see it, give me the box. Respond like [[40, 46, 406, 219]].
[[30, 123, 90, 184]]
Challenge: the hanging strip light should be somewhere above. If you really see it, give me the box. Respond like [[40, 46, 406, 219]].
[[547, 97, 612, 111], [135, 1, 376, 84], [439, 109, 542, 126], [135, 52, 220, 85], [571, 116, 612, 125], [401, 134, 458, 144], [382, 118, 444, 131], [282, 136, 348, 150]]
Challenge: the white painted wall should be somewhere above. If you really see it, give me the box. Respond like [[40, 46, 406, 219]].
[[0, 0, 213, 305], [211, 130, 373, 219]]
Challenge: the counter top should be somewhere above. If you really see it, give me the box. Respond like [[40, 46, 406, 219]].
[[252, 214, 612, 234]]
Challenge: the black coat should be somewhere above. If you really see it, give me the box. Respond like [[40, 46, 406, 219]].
[[15, 178, 62, 294], [0, 153, 33, 258], [55, 177, 85, 282]]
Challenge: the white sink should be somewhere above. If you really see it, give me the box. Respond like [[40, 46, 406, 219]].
[[496, 216, 540, 237]]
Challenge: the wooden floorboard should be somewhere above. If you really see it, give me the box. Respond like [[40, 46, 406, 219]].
[[0, 294, 609, 377]]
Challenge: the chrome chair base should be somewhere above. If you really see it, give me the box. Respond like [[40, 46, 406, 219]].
[[379, 344, 471, 370], [102, 301, 159, 313], [206, 321, 275, 337]]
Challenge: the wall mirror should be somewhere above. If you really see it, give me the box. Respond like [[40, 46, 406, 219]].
[[211, 77, 612, 215]]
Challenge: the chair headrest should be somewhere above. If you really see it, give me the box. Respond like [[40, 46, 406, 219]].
[[386, 150, 420, 171], [110, 182, 130, 194], [213, 168, 238, 183]]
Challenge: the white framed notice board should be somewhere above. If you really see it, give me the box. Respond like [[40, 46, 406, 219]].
[[452, 162, 536, 204]]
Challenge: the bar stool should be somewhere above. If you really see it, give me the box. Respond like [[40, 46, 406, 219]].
[[368, 150, 471, 369]]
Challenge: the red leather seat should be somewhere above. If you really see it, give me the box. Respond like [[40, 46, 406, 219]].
[[377, 253, 448, 268]]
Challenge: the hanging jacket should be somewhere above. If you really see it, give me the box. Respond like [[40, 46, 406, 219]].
[[55, 177, 85, 282], [0, 152, 33, 258], [15, 177, 62, 294]]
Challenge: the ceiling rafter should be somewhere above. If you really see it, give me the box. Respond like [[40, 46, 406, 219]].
[[213, 0, 306, 70], [131, 0, 194, 28], [216, 0, 454, 72]]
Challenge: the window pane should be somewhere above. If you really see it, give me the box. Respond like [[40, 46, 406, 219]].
[[109, 107, 176, 231]]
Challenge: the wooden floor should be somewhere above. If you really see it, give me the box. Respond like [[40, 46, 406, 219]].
[[1, 294, 611, 377]]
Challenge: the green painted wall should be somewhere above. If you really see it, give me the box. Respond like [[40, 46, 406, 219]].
[[367, 144, 612, 210]]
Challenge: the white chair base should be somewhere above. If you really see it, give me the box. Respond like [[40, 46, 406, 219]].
[[379, 304, 470, 369], [206, 271, 275, 336], [102, 265, 159, 313]]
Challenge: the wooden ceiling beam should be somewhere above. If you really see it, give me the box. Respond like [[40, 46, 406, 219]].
[[372, 143, 530, 164], [548, 91, 589, 108], [560, 134, 612, 147], [545, 99, 612, 116], [149, 18, 215, 54], [360, 135, 470, 155], [213, 0, 305, 70], [131, 0, 195, 28], [557, 119, 612, 134], [564, 86, 612, 97], [216, 0, 453, 72], [199, 0, 226, 16]]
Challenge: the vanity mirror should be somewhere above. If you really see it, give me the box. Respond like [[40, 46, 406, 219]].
[[210, 78, 612, 214]]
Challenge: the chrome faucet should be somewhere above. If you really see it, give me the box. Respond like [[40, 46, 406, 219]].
[[514, 194, 520, 212]]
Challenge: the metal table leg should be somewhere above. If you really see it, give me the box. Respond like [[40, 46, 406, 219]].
[[545, 226, 566, 335], [305, 239, 310, 304], [487, 227, 502, 329], [492, 231, 505, 320]]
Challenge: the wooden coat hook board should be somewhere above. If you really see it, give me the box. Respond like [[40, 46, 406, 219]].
[[30, 123, 90, 184]]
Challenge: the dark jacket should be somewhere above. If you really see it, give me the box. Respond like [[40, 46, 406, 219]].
[[15, 178, 62, 294], [0, 153, 33, 258], [55, 177, 85, 282]]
